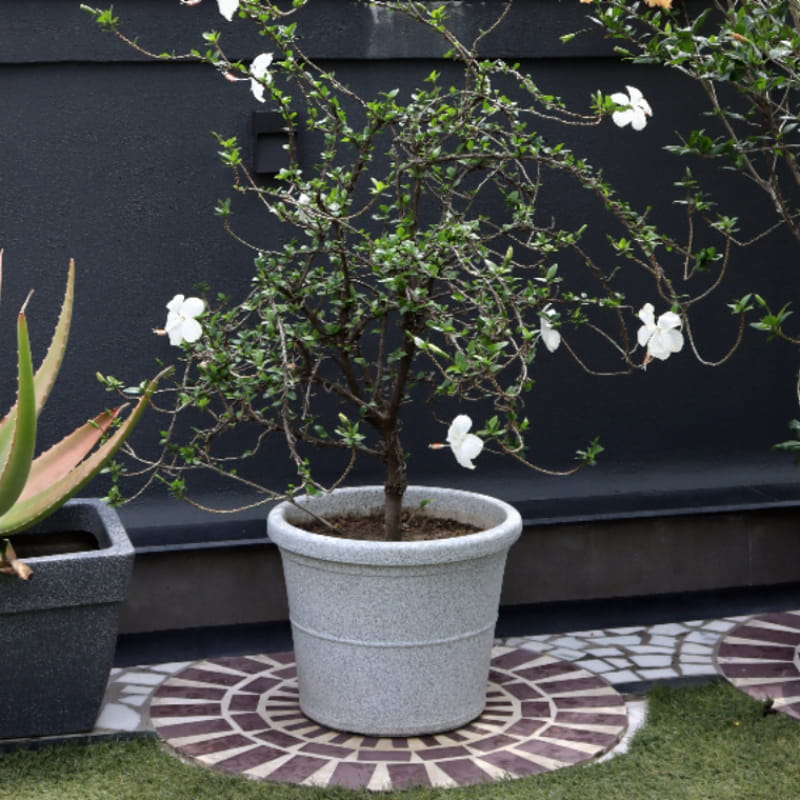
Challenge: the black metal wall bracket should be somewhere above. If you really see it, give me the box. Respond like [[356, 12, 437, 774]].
[[252, 111, 292, 175]]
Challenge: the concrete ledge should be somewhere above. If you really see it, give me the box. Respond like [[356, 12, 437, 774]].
[[117, 489, 800, 634]]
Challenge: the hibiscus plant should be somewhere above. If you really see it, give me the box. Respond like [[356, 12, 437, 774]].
[[84, 0, 748, 541], [582, 0, 800, 457]]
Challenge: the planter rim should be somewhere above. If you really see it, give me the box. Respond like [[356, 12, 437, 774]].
[[267, 484, 522, 566]]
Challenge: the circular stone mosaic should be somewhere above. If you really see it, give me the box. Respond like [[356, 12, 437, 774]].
[[148, 647, 628, 790], [715, 610, 800, 720]]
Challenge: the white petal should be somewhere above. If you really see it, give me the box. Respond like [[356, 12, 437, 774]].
[[453, 433, 483, 470], [612, 109, 634, 128], [447, 414, 473, 446], [250, 53, 273, 103], [166, 294, 185, 313], [631, 110, 649, 131], [609, 91, 630, 106], [217, 0, 239, 20], [164, 311, 183, 333], [251, 53, 273, 79], [540, 319, 561, 353], [626, 85, 644, 105], [181, 297, 205, 319], [637, 324, 653, 349], [657, 310, 681, 331], [179, 318, 204, 343], [167, 324, 186, 347], [647, 328, 683, 360], [638, 303, 656, 327]]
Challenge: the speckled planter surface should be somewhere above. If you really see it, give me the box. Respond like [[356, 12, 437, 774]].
[[267, 486, 522, 737], [0, 499, 133, 739]]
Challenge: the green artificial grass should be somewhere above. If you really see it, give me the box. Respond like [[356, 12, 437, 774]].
[[2, 680, 799, 800]]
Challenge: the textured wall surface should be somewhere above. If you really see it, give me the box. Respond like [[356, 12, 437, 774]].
[[1, 0, 799, 548]]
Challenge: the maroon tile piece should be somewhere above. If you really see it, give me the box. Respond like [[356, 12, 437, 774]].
[[504, 681, 543, 700], [215, 745, 285, 772], [506, 718, 548, 737], [488, 669, 516, 685], [155, 685, 227, 701], [359, 737, 381, 748], [303, 725, 337, 739], [224, 656, 274, 674], [300, 742, 355, 758], [228, 693, 261, 713], [515, 738, 588, 765], [436, 757, 495, 785], [492, 650, 541, 670], [554, 711, 628, 727], [180, 733, 254, 757], [717, 642, 796, 661], [387, 763, 433, 789], [721, 661, 798, 679], [241, 676, 282, 694], [468, 733, 519, 752], [329, 762, 378, 790], [149, 702, 222, 718], [328, 732, 355, 744], [542, 676, 608, 694], [521, 700, 553, 717], [415, 745, 470, 760], [255, 729, 305, 749], [544, 723, 618, 748], [231, 712, 270, 732], [356, 749, 412, 762], [285, 719, 317, 731], [264, 754, 329, 783], [273, 666, 298, 679], [154, 717, 233, 740], [480, 750, 548, 777], [177, 667, 244, 687], [734, 679, 800, 700], [554, 694, 621, 709], [762, 612, 800, 631], [518, 661, 580, 681], [728, 625, 800, 646]]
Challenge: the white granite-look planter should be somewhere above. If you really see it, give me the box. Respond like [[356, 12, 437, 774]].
[[267, 485, 522, 737]]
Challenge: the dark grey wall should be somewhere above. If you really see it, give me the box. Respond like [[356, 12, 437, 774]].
[[2, 0, 800, 543]]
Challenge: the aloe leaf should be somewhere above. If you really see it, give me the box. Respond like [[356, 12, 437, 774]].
[[0, 370, 166, 535], [17, 407, 123, 502], [0, 308, 37, 518], [0, 261, 73, 469]]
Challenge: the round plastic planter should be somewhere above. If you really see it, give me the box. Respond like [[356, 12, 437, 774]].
[[267, 485, 522, 737]]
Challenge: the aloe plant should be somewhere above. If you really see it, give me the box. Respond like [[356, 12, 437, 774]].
[[0, 255, 159, 580]]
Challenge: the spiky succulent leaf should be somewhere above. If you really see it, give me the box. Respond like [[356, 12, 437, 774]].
[[0, 261, 73, 470], [16, 407, 123, 502], [0, 309, 37, 518], [0, 369, 166, 535]]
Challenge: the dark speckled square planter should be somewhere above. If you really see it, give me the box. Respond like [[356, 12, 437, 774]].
[[0, 499, 133, 740]]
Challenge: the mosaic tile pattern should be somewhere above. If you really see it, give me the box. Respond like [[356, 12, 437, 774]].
[[148, 648, 628, 790], [86, 613, 750, 741], [503, 615, 749, 686], [715, 610, 800, 720]]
